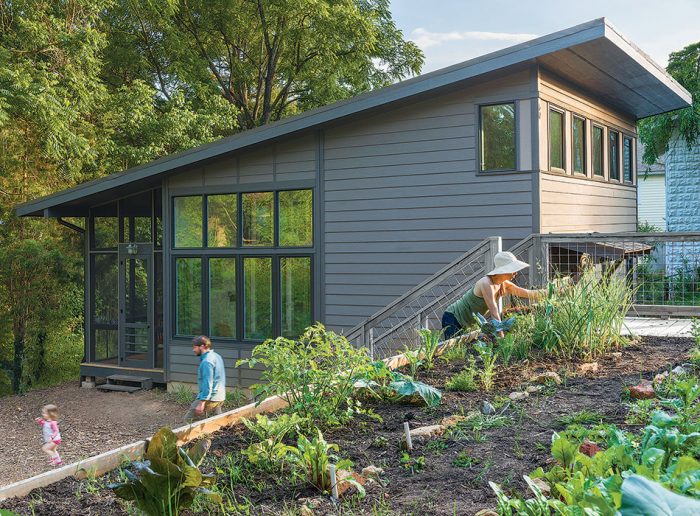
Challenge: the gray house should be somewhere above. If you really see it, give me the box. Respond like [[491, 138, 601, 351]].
[[16, 18, 691, 390]]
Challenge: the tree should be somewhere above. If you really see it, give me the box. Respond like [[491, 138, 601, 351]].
[[639, 42, 700, 165], [102, 0, 424, 129]]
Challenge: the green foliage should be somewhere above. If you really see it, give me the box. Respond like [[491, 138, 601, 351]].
[[441, 341, 469, 363], [109, 427, 220, 516], [523, 266, 633, 360], [288, 429, 356, 494], [241, 414, 305, 472], [445, 357, 478, 392], [556, 410, 606, 427], [452, 451, 479, 468], [399, 452, 425, 474], [620, 475, 700, 515], [625, 399, 658, 425], [474, 341, 498, 391], [417, 328, 442, 369], [356, 360, 442, 407], [238, 323, 373, 428], [402, 346, 423, 378], [639, 42, 700, 166]]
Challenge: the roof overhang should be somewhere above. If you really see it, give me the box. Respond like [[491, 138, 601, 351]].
[[17, 17, 691, 218]]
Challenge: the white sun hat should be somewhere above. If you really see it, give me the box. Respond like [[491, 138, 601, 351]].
[[487, 251, 530, 276]]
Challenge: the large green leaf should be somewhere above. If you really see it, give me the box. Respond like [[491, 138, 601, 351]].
[[146, 427, 179, 462], [551, 435, 578, 470], [389, 378, 442, 407], [619, 475, 700, 515]]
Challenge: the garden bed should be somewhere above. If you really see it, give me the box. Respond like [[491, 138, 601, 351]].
[[1, 335, 695, 516]]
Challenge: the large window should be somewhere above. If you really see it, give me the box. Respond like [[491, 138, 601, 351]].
[[609, 130, 620, 181], [572, 116, 586, 175], [549, 108, 564, 170], [592, 125, 604, 177], [172, 188, 314, 340], [480, 103, 516, 171], [623, 136, 634, 183]]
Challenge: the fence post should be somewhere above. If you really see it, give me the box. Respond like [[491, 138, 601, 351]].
[[485, 236, 503, 312], [531, 234, 548, 287]]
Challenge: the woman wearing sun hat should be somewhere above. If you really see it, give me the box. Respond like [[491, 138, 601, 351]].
[[441, 251, 542, 339]]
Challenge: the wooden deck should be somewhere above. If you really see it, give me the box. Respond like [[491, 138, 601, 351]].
[[622, 317, 695, 338]]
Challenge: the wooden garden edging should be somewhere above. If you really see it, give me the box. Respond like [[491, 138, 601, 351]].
[[0, 331, 477, 501]]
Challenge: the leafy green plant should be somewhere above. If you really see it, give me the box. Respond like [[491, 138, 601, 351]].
[[441, 341, 469, 363], [240, 414, 305, 472], [556, 409, 606, 427], [496, 333, 516, 366], [426, 439, 448, 454], [289, 430, 357, 494], [445, 358, 478, 392], [452, 451, 479, 468], [474, 341, 498, 391], [475, 312, 516, 338], [237, 323, 373, 428], [399, 453, 425, 474], [402, 346, 423, 378], [625, 399, 658, 425], [109, 427, 220, 516], [620, 474, 700, 514], [356, 361, 442, 407], [417, 328, 443, 369]]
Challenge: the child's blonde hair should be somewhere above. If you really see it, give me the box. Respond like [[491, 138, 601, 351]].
[[42, 404, 59, 421]]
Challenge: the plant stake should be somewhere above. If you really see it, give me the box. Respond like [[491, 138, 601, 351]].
[[403, 421, 413, 450], [329, 463, 339, 501]]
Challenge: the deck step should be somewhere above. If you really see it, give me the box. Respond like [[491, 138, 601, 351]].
[[102, 374, 154, 392], [97, 383, 142, 393]]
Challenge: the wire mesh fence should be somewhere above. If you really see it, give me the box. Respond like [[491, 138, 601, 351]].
[[510, 232, 700, 316], [345, 237, 500, 358]]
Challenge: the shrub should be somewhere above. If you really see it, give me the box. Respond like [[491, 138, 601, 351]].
[[237, 323, 373, 428], [109, 427, 220, 516]]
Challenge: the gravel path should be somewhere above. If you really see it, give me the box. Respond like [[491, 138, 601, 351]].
[[0, 381, 186, 486]]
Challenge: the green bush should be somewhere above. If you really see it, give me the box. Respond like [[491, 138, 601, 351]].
[[237, 323, 373, 428], [109, 427, 220, 515]]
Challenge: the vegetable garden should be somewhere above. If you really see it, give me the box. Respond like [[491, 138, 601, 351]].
[[2, 271, 700, 516]]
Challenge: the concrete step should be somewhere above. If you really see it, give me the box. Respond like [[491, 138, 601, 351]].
[[97, 383, 142, 393], [105, 374, 153, 390]]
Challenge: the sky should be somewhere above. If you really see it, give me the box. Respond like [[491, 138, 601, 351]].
[[390, 0, 700, 73]]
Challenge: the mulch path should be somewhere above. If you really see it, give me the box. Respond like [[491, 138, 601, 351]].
[[0, 382, 186, 486], [0, 336, 695, 515]]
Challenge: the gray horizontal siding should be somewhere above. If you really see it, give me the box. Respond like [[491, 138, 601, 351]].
[[322, 71, 534, 333]]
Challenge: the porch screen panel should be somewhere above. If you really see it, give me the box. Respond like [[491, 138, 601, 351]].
[[93, 254, 118, 325], [208, 194, 238, 247], [174, 196, 203, 248], [93, 217, 118, 249], [549, 109, 564, 170], [209, 258, 236, 338], [609, 130, 620, 180], [94, 329, 118, 362], [572, 116, 585, 174], [244, 257, 272, 340], [175, 257, 202, 336], [242, 192, 273, 246], [623, 137, 633, 183], [281, 257, 312, 338]]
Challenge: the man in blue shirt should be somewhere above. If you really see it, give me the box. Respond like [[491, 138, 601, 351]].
[[184, 335, 226, 422]]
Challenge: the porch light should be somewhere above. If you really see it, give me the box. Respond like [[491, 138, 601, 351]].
[[126, 243, 139, 255]]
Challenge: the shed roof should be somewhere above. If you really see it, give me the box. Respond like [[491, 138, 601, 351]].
[[17, 17, 691, 217]]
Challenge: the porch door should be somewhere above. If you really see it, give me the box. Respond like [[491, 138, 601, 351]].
[[118, 243, 153, 369]]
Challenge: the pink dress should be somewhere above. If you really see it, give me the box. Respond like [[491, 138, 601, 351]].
[[38, 419, 61, 445]]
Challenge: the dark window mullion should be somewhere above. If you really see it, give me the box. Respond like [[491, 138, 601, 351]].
[[203, 256, 209, 337], [273, 255, 280, 339]]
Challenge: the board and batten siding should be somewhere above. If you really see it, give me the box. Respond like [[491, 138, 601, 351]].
[[165, 133, 317, 389], [537, 68, 637, 233], [322, 69, 536, 332]]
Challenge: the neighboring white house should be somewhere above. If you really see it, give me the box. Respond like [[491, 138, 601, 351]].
[[637, 141, 666, 230]]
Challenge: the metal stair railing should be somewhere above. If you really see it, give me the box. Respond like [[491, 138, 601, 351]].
[[345, 236, 502, 359]]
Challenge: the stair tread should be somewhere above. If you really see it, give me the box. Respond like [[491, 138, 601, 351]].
[[107, 374, 152, 383], [97, 384, 142, 393]]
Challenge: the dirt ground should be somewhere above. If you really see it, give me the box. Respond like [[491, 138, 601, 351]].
[[1, 336, 695, 515], [0, 382, 186, 486]]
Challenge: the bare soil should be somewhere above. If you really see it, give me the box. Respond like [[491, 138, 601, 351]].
[[0, 382, 186, 486], [1, 336, 695, 516]]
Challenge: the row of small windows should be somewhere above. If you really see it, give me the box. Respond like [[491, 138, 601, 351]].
[[479, 102, 635, 184], [173, 189, 313, 248], [549, 106, 634, 183]]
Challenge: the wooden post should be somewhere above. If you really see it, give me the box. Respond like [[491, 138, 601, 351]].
[[403, 421, 413, 450], [329, 463, 339, 501], [369, 328, 375, 360]]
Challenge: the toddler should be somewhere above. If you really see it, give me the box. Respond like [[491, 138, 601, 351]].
[[35, 404, 62, 466]]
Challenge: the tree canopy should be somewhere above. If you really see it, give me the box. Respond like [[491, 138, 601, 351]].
[[639, 41, 700, 165], [0, 0, 423, 393]]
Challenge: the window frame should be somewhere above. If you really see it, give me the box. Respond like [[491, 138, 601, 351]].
[[170, 185, 315, 342], [591, 123, 605, 179], [548, 105, 566, 173], [478, 101, 518, 173], [571, 114, 587, 176], [623, 135, 635, 184], [608, 129, 621, 183]]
